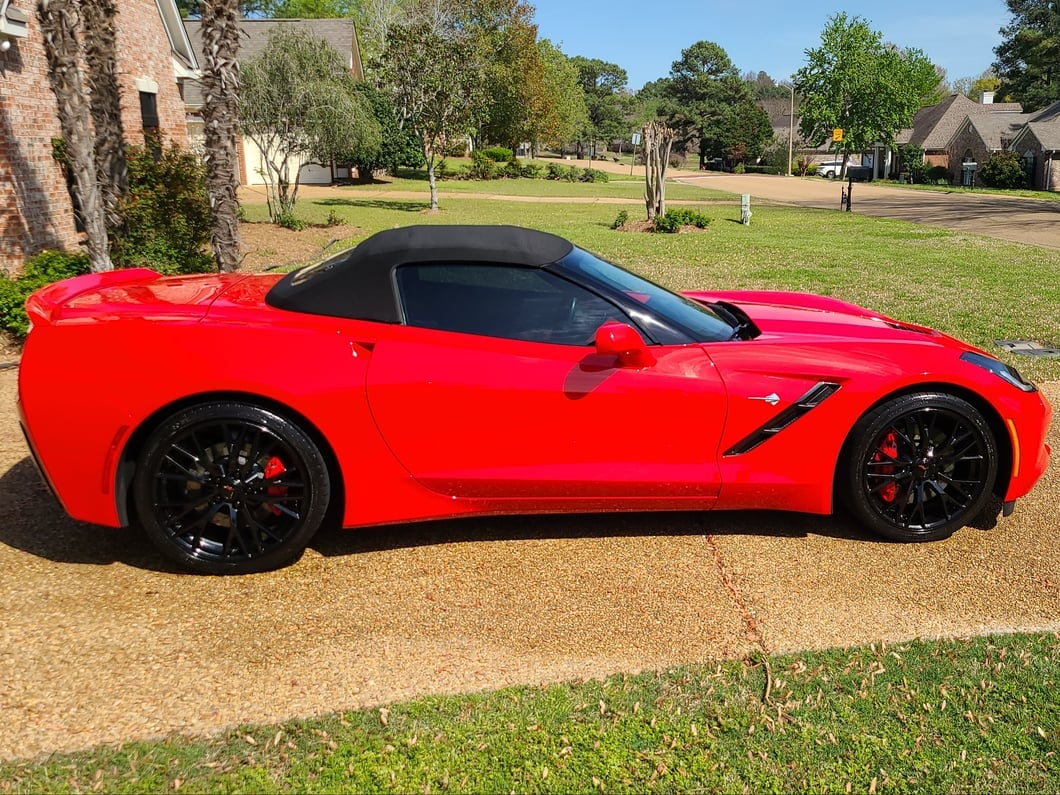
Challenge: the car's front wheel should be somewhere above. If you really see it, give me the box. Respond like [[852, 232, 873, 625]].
[[841, 393, 998, 541], [133, 402, 331, 574]]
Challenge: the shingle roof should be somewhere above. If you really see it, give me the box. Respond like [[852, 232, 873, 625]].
[[963, 113, 1031, 150], [898, 94, 1024, 150], [182, 18, 362, 108]]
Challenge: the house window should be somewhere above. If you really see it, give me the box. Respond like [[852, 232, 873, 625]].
[[136, 78, 162, 158]]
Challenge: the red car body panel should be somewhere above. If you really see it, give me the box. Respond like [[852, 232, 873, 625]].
[[17, 265, 1053, 537]]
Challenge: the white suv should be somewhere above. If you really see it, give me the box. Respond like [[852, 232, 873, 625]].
[[816, 160, 846, 178]]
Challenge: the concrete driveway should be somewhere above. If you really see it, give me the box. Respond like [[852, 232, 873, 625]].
[[1, 365, 1057, 760], [676, 173, 1060, 249]]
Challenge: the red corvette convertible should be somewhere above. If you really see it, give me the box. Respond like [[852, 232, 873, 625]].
[[18, 225, 1052, 574]]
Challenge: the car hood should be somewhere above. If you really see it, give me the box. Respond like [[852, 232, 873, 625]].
[[683, 289, 970, 348]]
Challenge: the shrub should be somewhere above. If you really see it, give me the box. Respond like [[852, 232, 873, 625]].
[[520, 162, 544, 179], [979, 151, 1028, 189], [112, 139, 214, 274], [276, 211, 305, 231], [654, 207, 711, 233], [480, 146, 514, 163], [0, 250, 90, 338], [611, 210, 629, 229], [733, 162, 746, 174], [502, 160, 524, 179], [578, 167, 609, 183], [468, 150, 501, 180], [926, 165, 949, 183], [546, 163, 580, 182]]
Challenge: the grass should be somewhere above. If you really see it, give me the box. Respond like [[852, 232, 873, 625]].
[[2, 633, 1057, 792], [331, 169, 733, 201], [243, 180, 1060, 383]]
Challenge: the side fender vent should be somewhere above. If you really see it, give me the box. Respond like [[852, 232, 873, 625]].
[[724, 382, 841, 457]]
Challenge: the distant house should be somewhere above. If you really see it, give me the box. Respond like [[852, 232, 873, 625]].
[[895, 92, 1022, 180], [182, 18, 364, 186], [0, 0, 196, 273], [1008, 101, 1060, 191], [948, 111, 1030, 185]]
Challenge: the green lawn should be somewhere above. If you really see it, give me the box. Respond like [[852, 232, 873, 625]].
[[3, 633, 1057, 792], [244, 182, 1060, 383]]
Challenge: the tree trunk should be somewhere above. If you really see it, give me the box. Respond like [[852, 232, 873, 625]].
[[643, 120, 674, 222], [200, 0, 242, 271], [38, 0, 112, 272], [81, 0, 126, 235]]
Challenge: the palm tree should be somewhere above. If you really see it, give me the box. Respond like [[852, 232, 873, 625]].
[[199, 0, 242, 272], [37, 0, 112, 272], [82, 0, 128, 234]]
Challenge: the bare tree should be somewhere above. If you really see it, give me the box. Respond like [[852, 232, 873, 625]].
[[643, 120, 674, 222], [37, 0, 112, 272], [81, 0, 127, 234], [199, 0, 242, 271]]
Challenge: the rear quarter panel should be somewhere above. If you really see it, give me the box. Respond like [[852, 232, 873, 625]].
[[18, 307, 454, 529]]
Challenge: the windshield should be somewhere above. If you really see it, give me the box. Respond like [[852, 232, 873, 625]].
[[555, 247, 736, 343]]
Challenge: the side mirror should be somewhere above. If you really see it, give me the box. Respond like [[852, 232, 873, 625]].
[[594, 322, 656, 368]]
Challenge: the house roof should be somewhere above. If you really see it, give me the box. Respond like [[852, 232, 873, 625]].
[[1011, 100, 1060, 151], [897, 94, 1024, 150], [182, 18, 362, 108], [958, 113, 1031, 151]]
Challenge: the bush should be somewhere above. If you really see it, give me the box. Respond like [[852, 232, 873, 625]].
[[520, 162, 544, 179], [979, 151, 1028, 189], [0, 250, 90, 338], [502, 160, 524, 179], [578, 167, 609, 183], [468, 150, 501, 180], [546, 163, 580, 182], [654, 207, 711, 233], [611, 210, 629, 229], [112, 138, 214, 274], [926, 165, 949, 183], [276, 211, 305, 231], [480, 146, 514, 163]]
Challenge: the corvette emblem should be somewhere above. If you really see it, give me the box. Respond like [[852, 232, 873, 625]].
[[749, 392, 781, 407]]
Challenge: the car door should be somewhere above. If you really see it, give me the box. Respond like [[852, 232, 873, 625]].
[[364, 262, 728, 502]]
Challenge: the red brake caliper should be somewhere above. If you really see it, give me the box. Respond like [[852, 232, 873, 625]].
[[263, 456, 288, 515], [875, 431, 898, 502]]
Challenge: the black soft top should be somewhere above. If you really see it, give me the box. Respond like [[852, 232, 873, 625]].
[[265, 224, 574, 323]]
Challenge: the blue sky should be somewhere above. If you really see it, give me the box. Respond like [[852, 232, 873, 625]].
[[530, 1, 1010, 91]]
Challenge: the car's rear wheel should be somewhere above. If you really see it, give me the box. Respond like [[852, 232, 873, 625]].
[[841, 393, 998, 542], [133, 402, 330, 574]]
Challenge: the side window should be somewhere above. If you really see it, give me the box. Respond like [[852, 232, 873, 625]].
[[397, 263, 626, 345]]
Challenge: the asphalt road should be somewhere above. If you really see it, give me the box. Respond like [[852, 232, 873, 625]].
[[676, 172, 1060, 249]]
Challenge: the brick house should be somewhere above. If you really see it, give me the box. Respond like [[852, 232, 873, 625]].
[[182, 18, 364, 185], [894, 92, 1022, 178], [947, 111, 1030, 185], [1007, 101, 1060, 191], [0, 0, 197, 273]]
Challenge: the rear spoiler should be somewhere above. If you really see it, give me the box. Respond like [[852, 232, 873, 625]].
[[24, 268, 162, 327]]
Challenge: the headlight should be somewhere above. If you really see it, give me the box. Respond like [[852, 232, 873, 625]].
[[960, 351, 1037, 392]]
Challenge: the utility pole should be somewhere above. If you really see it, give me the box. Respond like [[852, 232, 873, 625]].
[[786, 82, 795, 176]]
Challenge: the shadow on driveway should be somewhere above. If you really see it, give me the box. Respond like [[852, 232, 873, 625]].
[[0, 454, 894, 572]]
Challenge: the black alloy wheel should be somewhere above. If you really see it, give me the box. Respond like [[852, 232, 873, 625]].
[[133, 402, 330, 574], [842, 393, 998, 541]]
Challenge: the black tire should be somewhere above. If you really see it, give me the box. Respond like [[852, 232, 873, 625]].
[[133, 402, 331, 574], [841, 392, 998, 542]]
